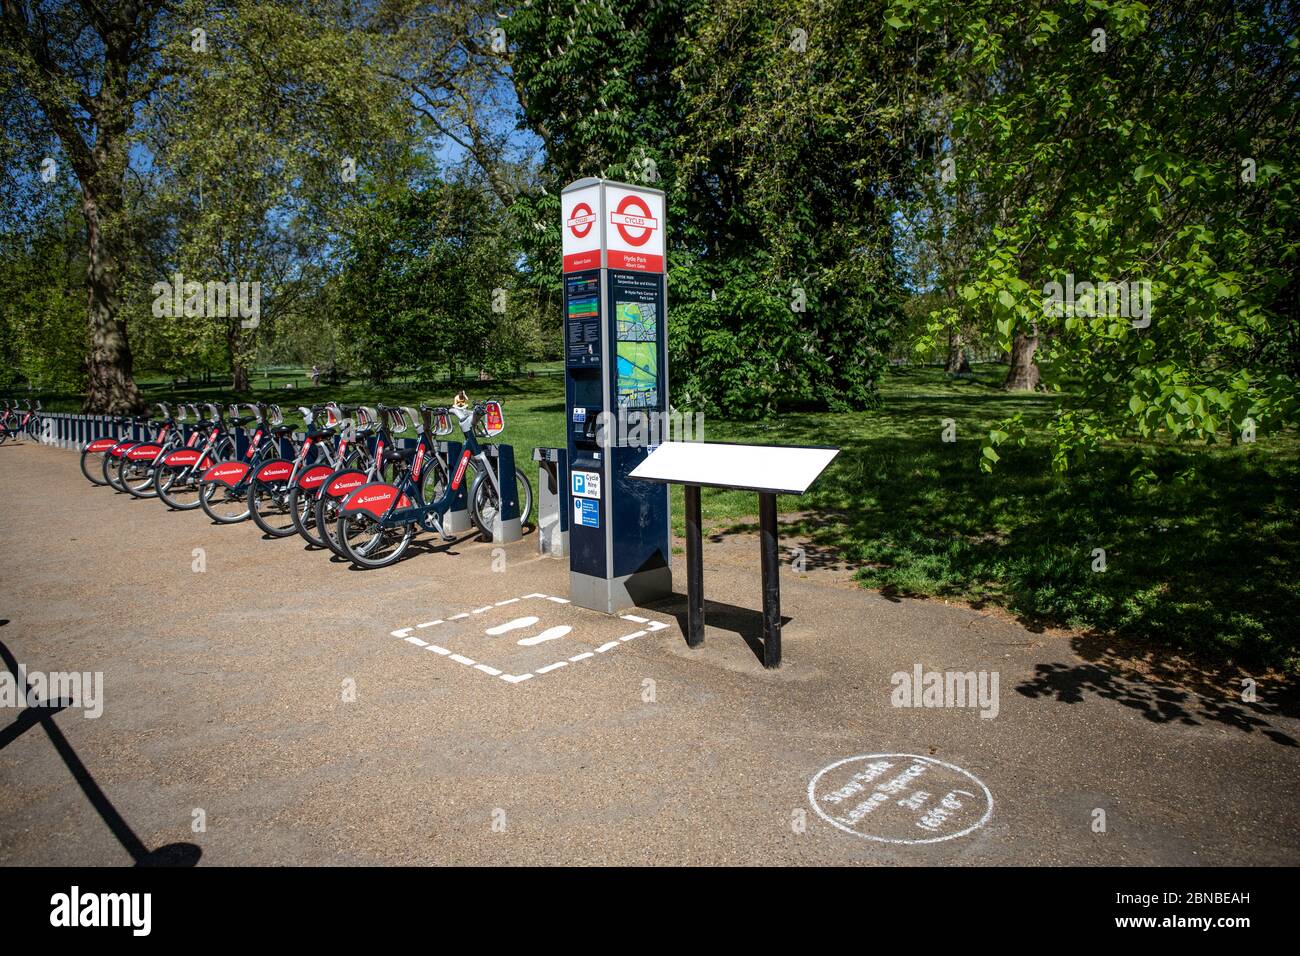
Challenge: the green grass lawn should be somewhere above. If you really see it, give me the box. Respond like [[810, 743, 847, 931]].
[[27, 363, 1300, 675]]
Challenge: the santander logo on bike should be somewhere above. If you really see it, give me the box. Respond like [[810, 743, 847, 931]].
[[452, 451, 470, 490], [327, 476, 364, 495]]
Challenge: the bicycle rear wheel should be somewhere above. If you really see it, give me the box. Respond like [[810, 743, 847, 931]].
[[339, 512, 413, 568], [80, 446, 111, 485]]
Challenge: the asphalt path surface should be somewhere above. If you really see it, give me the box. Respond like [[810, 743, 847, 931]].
[[1, 441, 1297, 865]]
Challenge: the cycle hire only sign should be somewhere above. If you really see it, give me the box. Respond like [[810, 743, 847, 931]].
[[573, 469, 601, 528], [571, 469, 600, 499]]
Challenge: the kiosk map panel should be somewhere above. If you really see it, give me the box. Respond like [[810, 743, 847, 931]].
[[609, 270, 664, 408]]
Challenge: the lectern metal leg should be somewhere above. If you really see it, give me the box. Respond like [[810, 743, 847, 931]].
[[684, 483, 704, 647], [758, 491, 781, 668]]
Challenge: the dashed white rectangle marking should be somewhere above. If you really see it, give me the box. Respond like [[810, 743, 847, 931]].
[[388, 593, 672, 686]]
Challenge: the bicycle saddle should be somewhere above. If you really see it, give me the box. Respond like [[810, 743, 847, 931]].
[[382, 446, 416, 463], [231, 416, 255, 427], [271, 424, 296, 437]]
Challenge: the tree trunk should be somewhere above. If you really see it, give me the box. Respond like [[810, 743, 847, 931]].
[[1003, 327, 1040, 391], [945, 329, 971, 374], [81, 190, 143, 412], [228, 323, 250, 392], [79, 76, 142, 414]]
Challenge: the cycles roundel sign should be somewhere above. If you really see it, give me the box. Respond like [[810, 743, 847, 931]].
[[562, 181, 665, 274], [610, 195, 657, 247], [567, 202, 595, 239]]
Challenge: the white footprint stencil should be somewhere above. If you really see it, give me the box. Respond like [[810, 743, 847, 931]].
[[517, 625, 572, 646], [485, 616, 539, 636]]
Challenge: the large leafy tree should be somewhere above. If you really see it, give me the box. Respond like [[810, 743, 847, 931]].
[[330, 178, 530, 384], [1, 0, 172, 411], [1, 0, 504, 408], [502, 0, 916, 415], [892, 0, 1300, 469]]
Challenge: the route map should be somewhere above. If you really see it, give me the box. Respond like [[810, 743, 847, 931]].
[[616, 302, 656, 341]]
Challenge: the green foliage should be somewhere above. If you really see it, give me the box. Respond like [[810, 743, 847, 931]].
[[503, 0, 909, 414], [330, 180, 535, 382], [0, 183, 87, 390], [893, 0, 1300, 469]]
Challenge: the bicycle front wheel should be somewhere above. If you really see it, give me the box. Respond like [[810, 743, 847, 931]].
[[199, 480, 251, 523], [80, 445, 111, 486], [470, 466, 533, 539]]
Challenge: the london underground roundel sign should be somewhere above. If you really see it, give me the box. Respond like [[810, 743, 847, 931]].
[[567, 202, 595, 239], [610, 194, 657, 247]]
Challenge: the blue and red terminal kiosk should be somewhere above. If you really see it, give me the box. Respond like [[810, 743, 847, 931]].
[[559, 177, 839, 666], [562, 178, 673, 613]]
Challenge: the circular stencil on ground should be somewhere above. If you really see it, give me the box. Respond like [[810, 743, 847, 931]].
[[808, 754, 992, 844]]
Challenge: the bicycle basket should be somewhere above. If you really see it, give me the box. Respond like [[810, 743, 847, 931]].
[[481, 400, 504, 437], [433, 410, 453, 437]]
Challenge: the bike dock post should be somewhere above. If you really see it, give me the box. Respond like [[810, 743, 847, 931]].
[[482, 443, 522, 543], [434, 440, 472, 533], [532, 446, 569, 557]]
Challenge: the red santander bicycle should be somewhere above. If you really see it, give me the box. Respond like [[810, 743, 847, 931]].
[[197, 403, 287, 523]]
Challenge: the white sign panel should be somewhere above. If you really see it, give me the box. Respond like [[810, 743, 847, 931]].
[[571, 469, 601, 499], [629, 441, 838, 495], [562, 184, 602, 273], [604, 184, 665, 273]]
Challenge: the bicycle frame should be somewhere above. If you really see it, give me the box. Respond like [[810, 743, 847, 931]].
[[340, 405, 494, 535], [157, 404, 231, 482], [200, 403, 281, 490]]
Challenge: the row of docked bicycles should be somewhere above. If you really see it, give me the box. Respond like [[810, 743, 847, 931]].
[[77, 395, 532, 569]]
